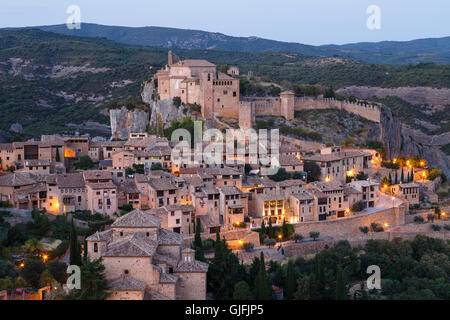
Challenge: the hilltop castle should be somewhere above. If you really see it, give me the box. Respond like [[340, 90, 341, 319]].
[[156, 52, 381, 129]]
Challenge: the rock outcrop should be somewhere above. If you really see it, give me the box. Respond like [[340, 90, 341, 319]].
[[369, 106, 450, 177], [109, 107, 149, 140], [141, 80, 192, 130]]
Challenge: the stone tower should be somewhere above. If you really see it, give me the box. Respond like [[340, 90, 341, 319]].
[[199, 71, 214, 120], [280, 91, 295, 120], [239, 101, 255, 130]]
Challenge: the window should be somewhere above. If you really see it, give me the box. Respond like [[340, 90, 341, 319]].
[[146, 232, 150, 237], [124, 270, 129, 275], [94, 243, 98, 253], [120, 232, 123, 237]]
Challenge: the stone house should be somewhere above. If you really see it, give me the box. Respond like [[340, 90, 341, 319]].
[[86, 209, 208, 300]]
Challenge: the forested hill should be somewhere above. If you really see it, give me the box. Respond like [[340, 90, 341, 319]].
[[0, 28, 449, 140], [28, 23, 450, 65]]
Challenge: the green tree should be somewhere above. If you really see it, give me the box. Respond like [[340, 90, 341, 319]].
[[75, 156, 94, 170], [193, 218, 205, 262], [310, 231, 320, 241], [286, 260, 296, 299], [304, 161, 321, 182], [268, 218, 274, 239], [254, 252, 270, 300], [47, 261, 68, 284], [401, 168, 405, 183], [21, 258, 46, 289], [282, 219, 289, 239], [69, 219, 82, 266], [67, 258, 110, 300], [233, 280, 253, 300], [151, 162, 163, 171], [335, 265, 347, 300]]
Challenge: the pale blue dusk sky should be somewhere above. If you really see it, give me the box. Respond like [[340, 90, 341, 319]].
[[1, 0, 449, 45]]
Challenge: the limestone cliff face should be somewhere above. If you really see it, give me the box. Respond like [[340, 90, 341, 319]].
[[141, 80, 192, 129], [109, 107, 149, 139], [369, 106, 450, 176]]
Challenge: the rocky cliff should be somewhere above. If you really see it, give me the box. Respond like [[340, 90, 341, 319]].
[[141, 80, 192, 129], [109, 107, 149, 139], [369, 106, 450, 176]]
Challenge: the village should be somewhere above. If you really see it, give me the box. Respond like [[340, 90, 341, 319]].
[[0, 53, 448, 301]]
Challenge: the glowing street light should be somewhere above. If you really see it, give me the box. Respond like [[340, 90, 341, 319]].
[[391, 196, 395, 208], [325, 176, 330, 183], [384, 223, 389, 228]]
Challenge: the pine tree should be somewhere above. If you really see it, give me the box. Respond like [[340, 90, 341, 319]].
[[268, 218, 274, 239], [282, 219, 289, 238], [286, 260, 296, 299], [68, 258, 110, 300], [193, 218, 205, 261], [335, 265, 347, 300], [254, 252, 270, 300], [233, 281, 253, 300], [69, 219, 81, 266]]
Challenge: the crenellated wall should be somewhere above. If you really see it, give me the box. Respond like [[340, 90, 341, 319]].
[[238, 96, 381, 124], [293, 97, 381, 123]]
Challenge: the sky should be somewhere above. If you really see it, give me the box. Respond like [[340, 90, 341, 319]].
[[1, 0, 449, 45]]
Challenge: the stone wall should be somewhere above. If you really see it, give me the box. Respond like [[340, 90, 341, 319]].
[[294, 97, 381, 123], [292, 205, 406, 238], [182, 229, 260, 249]]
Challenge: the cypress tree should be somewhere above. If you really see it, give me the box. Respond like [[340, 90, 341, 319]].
[[193, 218, 205, 261], [282, 219, 289, 238], [286, 260, 296, 299], [268, 218, 274, 239], [394, 170, 398, 185], [388, 172, 392, 185], [254, 252, 270, 300], [407, 171, 410, 183], [69, 219, 81, 266], [401, 168, 405, 183], [261, 220, 266, 236], [335, 265, 347, 300], [410, 167, 414, 182]]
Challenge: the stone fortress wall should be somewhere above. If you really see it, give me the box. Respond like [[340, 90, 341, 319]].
[[238, 95, 381, 129]]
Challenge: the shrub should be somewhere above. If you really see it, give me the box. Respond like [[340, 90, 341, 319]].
[[427, 213, 436, 223], [414, 216, 425, 224], [352, 201, 366, 212], [172, 96, 182, 108], [49, 241, 69, 260], [443, 224, 450, 231], [370, 223, 384, 232], [265, 238, 276, 248], [309, 231, 320, 241], [243, 242, 254, 252], [431, 224, 441, 231], [293, 233, 304, 243], [359, 226, 369, 234]]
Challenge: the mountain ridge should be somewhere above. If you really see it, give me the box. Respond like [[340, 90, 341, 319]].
[[14, 23, 450, 65]]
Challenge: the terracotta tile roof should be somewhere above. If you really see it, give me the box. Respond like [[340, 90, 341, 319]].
[[86, 181, 117, 190], [278, 179, 306, 187], [256, 192, 285, 201], [57, 173, 85, 188], [159, 272, 179, 284], [0, 173, 36, 187], [116, 180, 140, 194], [86, 229, 113, 242], [17, 183, 47, 195], [148, 178, 177, 191], [107, 276, 147, 291], [279, 155, 303, 166], [291, 191, 314, 201], [112, 209, 162, 228], [175, 260, 209, 273], [103, 234, 158, 257], [218, 186, 243, 196], [176, 59, 216, 68], [83, 170, 113, 181], [158, 228, 183, 246]]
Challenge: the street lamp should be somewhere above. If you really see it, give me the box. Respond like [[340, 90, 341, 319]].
[[391, 196, 395, 208]]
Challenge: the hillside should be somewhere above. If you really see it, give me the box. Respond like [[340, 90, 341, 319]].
[[31, 23, 450, 65], [0, 28, 449, 141]]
